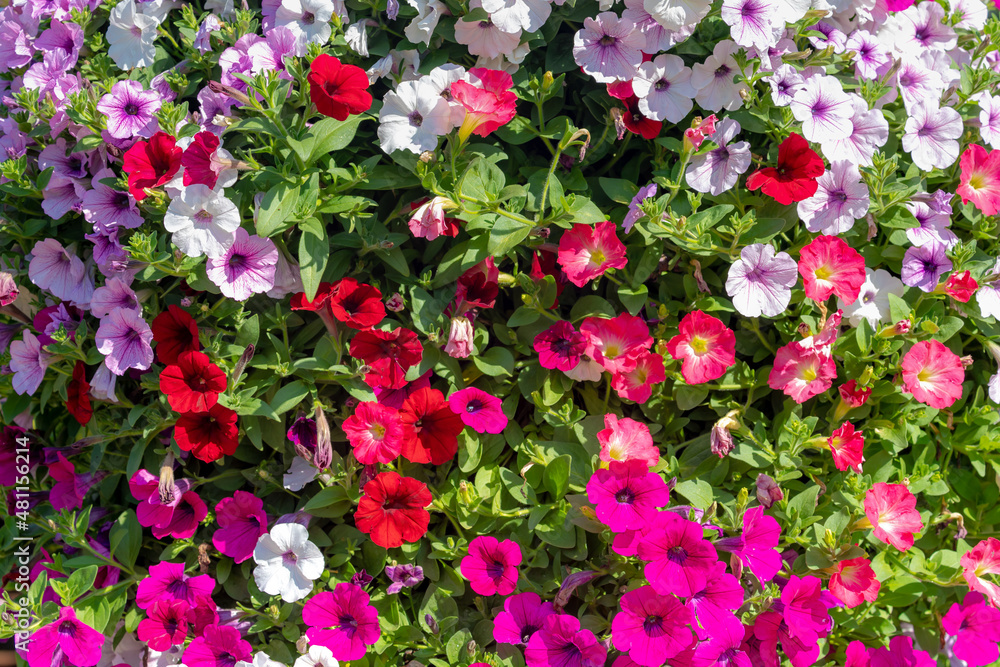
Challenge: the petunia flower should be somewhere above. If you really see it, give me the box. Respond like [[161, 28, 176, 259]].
[[384, 563, 424, 594], [828, 557, 880, 609], [597, 413, 659, 468], [160, 350, 227, 413], [307, 53, 372, 120], [846, 30, 890, 80], [752, 611, 821, 667], [303, 582, 381, 661], [180, 131, 239, 190], [448, 386, 508, 434], [943, 271, 978, 302], [130, 469, 207, 539], [580, 313, 652, 375], [534, 320, 588, 371], [666, 310, 736, 384], [573, 12, 645, 84], [839, 268, 906, 329], [349, 327, 423, 390], [408, 196, 452, 241], [779, 575, 831, 644], [957, 143, 1000, 216], [399, 387, 465, 465], [26, 606, 104, 667], [746, 133, 825, 205], [152, 304, 201, 365], [377, 79, 453, 155], [962, 538, 1000, 606], [454, 4, 522, 59], [827, 422, 865, 473], [66, 361, 92, 425], [790, 76, 853, 144], [612, 585, 694, 665], [135, 561, 216, 610], [214, 491, 268, 564], [686, 562, 744, 639], [642, 0, 710, 30], [941, 593, 1000, 667], [715, 507, 782, 582], [901, 242, 952, 293], [904, 198, 958, 249], [253, 523, 325, 603], [28, 237, 93, 305], [979, 94, 1000, 149], [685, 118, 751, 196], [274, 0, 335, 55], [902, 99, 963, 171], [798, 235, 866, 304], [327, 277, 386, 330], [174, 403, 240, 462], [96, 307, 154, 376], [721, 0, 776, 50], [206, 228, 279, 300], [451, 68, 519, 141], [494, 592, 555, 646], [184, 624, 252, 667], [692, 615, 748, 667], [822, 95, 889, 168], [355, 471, 432, 548], [612, 350, 666, 403], [123, 131, 183, 201], [632, 54, 695, 123], [557, 221, 628, 288], [164, 184, 241, 259], [106, 0, 159, 70], [586, 460, 670, 532], [525, 614, 607, 667], [461, 535, 522, 595], [343, 401, 404, 464], [479, 0, 551, 32], [691, 40, 748, 112], [97, 79, 161, 140], [48, 453, 90, 511], [137, 599, 190, 651], [638, 511, 718, 597], [864, 482, 923, 551], [725, 244, 798, 318], [900, 339, 965, 408], [768, 338, 837, 404], [9, 331, 52, 396], [797, 161, 870, 236]]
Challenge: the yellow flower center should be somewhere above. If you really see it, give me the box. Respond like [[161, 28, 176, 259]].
[[591, 249, 607, 266], [814, 265, 833, 281], [371, 424, 387, 439], [968, 174, 986, 191], [802, 367, 818, 382], [689, 336, 709, 354]]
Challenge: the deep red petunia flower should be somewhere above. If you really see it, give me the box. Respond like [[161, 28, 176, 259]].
[[291, 282, 336, 311], [174, 403, 239, 463], [746, 133, 825, 205], [399, 387, 465, 465], [152, 305, 201, 365], [354, 471, 432, 549], [66, 361, 92, 425], [307, 54, 373, 121], [621, 95, 663, 140], [349, 327, 423, 390], [160, 350, 227, 413], [122, 131, 183, 201], [328, 278, 386, 330], [181, 131, 224, 189], [944, 271, 979, 302]]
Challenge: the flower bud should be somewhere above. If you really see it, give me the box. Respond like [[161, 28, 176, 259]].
[[351, 569, 374, 587], [756, 473, 783, 509], [0, 272, 18, 307], [386, 293, 405, 312], [425, 613, 440, 635], [710, 410, 740, 458], [230, 343, 254, 387], [443, 316, 475, 359], [207, 80, 251, 106], [313, 405, 333, 471]]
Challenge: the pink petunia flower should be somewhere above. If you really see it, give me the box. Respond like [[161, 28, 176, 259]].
[[942, 592, 1000, 667], [962, 538, 1000, 606], [780, 575, 831, 643], [137, 599, 190, 651], [869, 636, 935, 667], [715, 507, 782, 582], [612, 350, 666, 404], [183, 624, 252, 667], [131, 470, 207, 540], [957, 143, 1000, 216], [493, 592, 555, 646], [612, 585, 694, 666], [586, 460, 671, 532], [864, 482, 923, 551], [343, 401, 404, 464], [27, 606, 104, 667], [213, 491, 268, 564], [136, 561, 216, 610], [451, 68, 518, 141], [828, 557, 880, 609], [303, 583, 382, 661], [827, 422, 865, 473], [900, 340, 965, 409], [693, 614, 749, 667], [666, 310, 736, 385], [800, 235, 866, 303], [461, 535, 522, 596], [557, 221, 628, 288], [448, 387, 508, 434], [638, 511, 718, 598], [580, 313, 652, 375], [767, 339, 837, 404], [525, 614, 607, 667], [597, 414, 659, 468], [687, 562, 744, 640], [534, 320, 588, 372], [752, 610, 821, 667]]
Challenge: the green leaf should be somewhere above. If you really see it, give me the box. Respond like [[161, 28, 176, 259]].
[[375, 246, 411, 277], [109, 510, 142, 569], [599, 177, 639, 204], [673, 479, 714, 507], [270, 380, 310, 415], [294, 115, 364, 164], [257, 181, 301, 237], [675, 385, 709, 410], [298, 217, 329, 301], [543, 455, 571, 499], [688, 205, 734, 231], [63, 565, 99, 604], [486, 217, 533, 257], [742, 217, 787, 244], [618, 284, 648, 315], [473, 347, 514, 377], [507, 306, 541, 327], [461, 157, 506, 203]]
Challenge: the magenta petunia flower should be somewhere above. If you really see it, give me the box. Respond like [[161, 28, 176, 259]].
[[752, 611, 820, 667], [183, 624, 252, 667], [27, 606, 105, 667], [715, 507, 782, 582], [525, 614, 607, 667], [941, 592, 1000, 667], [692, 614, 749, 667], [302, 582, 382, 661], [130, 469, 205, 539], [205, 228, 279, 301], [637, 511, 718, 597], [534, 320, 588, 372], [494, 592, 555, 646], [779, 575, 831, 643], [214, 490, 268, 564], [96, 307, 154, 375], [48, 453, 93, 511], [687, 562, 744, 639], [136, 561, 217, 610], [461, 535, 522, 596], [137, 599, 191, 651], [586, 460, 670, 532], [96, 79, 162, 140], [612, 585, 694, 665], [448, 387, 508, 434], [9, 330, 52, 396]]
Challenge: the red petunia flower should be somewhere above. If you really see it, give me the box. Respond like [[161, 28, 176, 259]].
[[399, 387, 465, 465], [66, 361, 92, 425], [621, 95, 662, 140], [451, 68, 518, 141], [307, 54, 373, 121], [152, 305, 201, 365], [349, 327, 423, 390], [291, 282, 336, 311], [174, 403, 239, 463], [122, 131, 183, 201], [160, 350, 227, 413], [328, 278, 386, 330], [354, 471, 432, 549], [181, 131, 224, 189], [746, 133, 825, 205], [943, 271, 979, 302]]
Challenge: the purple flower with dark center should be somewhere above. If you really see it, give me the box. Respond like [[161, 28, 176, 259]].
[[845, 30, 889, 80], [901, 242, 952, 292], [25, 606, 104, 667], [806, 21, 847, 53], [96, 80, 161, 140], [38, 138, 88, 180], [95, 306, 154, 375], [384, 564, 424, 594], [686, 118, 751, 196], [904, 199, 958, 248], [82, 167, 144, 234], [33, 303, 83, 346], [90, 277, 141, 319], [198, 86, 235, 136], [767, 64, 804, 107], [34, 19, 84, 66], [351, 569, 374, 587], [790, 75, 853, 143], [494, 592, 555, 646], [205, 228, 279, 301], [572, 12, 645, 84]]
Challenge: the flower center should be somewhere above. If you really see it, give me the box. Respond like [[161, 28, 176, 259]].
[[302, 11, 315, 23], [521, 624, 538, 643], [466, 400, 483, 414], [124, 103, 139, 116], [689, 335, 709, 354], [599, 34, 617, 46], [486, 559, 505, 579], [614, 487, 636, 504], [409, 111, 423, 127], [371, 423, 387, 439], [339, 613, 359, 630], [813, 265, 833, 281], [802, 366, 818, 382], [194, 209, 213, 226], [590, 249, 607, 265], [715, 64, 731, 78], [282, 550, 298, 565], [228, 253, 246, 269], [58, 621, 76, 636], [667, 546, 688, 563], [643, 615, 663, 632], [654, 79, 669, 92]]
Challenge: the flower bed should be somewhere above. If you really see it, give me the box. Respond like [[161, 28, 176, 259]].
[[2, 0, 1000, 666]]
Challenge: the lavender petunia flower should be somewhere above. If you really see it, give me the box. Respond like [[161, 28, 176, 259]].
[[385, 564, 424, 594], [96, 307, 154, 375], [721, 0, 776, 51], [767, 64, 804, 107], [42, 174, 86, 220], [797, 161, 870, 236], [901, 242, 952, 293], [881, 1, 956, 56], [904, 198, 957, 248], [685, 118, 751, 196], [28, 238, 94, 305], [82, 167, 144, 233], [38, 138, 88, 180], [91, 278, 141, 319], [206, 228, 279, 301], [198, 87, 234, 136], [821, 95, 889, 168], [35, 19, 84, 66], [790, 75, 853, 143], [194, 14, 222, 53], [895, 59, 945, 114], [9, 331, 51, 395], [89, 362, 119, 403], [632, 54, 695, 123], [572, 12, 645, 84], [691, 40, 747, 112], [623, 183, 657, 233], [96, 80, 162, 140], [807, 21, 847, 53], [902, 100, 963, 171], [725, 244, 798, 318], [846, 30, 889, 80], [0, 20, 34, 72]]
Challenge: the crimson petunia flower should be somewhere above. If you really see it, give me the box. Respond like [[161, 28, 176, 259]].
[[943, 270, 979, 302], [137, 599, 190, 651], [160, 350, 227, 413], [328, 277, 386, 330], [181, 131, 224, 189], [354, 471, 432, 548], [291, 282, 336, 311], [174, 403, 239, 463], [307, 54, 373, 121], [122, 131, 183, 201], [746, 133, 825, 205], [399, 387, 465, 465], [828, 557, 880, 609], [827, 422, 865, 473], [66, 360, 92, 425], [152, 304, 201, 365], [349, 327, 423, 390]]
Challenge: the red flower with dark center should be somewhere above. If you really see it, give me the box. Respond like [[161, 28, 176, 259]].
[[529, 247, 569, 299], [291, 283, 336, 311], [181, 132, 223, 189], [456, 271, 498, 311], [160, 350, 227, 413], [66, 361, 92, 425], [122, 131, 183, 201], [349, 327, 423, 390], [621, 95, 662, 140], [746, 133, 825, 205], [328, 278, 386, 330], [307, 54, 373, 121], [399, 387, 465, 465], [152, 305, 200, 365], [174, 403, 239, 463], [354, 471, 432, 548]]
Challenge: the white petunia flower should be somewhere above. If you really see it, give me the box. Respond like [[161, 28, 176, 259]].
[[377, 79, 453, 154], [632, 54, 695, 122], [284, 456, 318, 491], [345, 19, 377, 56], [479, 0, 552, 33], [838, 268, 906, 329], [293, 646, 340, 667], [163, 184, 241, 259], [455, 1, 523, 60], [237, 652, 290, 667], [253, 523, 325, 603], [275, 0, 334, 56], [642, 0, 710, 30], [405, 0, 447, 46], [901, 99, 963, 172], [691, 40, 747, 112], [106, 0, 159, 70]]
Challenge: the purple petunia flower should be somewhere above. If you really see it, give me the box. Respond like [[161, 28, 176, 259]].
[[623, 183, 656, 233], [494, 592, 555, 646], [28, 238, 94, 305], [9, 331, 51, 396], [91, 277, 141, 319], [572, 12, 645, 84], [34, 19, 84, 66], [895, 59, 945, 114], [807, 21, 847, 53], [525, 613, 607, 667], [42, 173, 86, 221], [96, 79, 162, 140], [905, 198, 958, 248], [725, 244, 799, 318], [790, 75, 853, 144], [448, 387, 508, 434], [96, 306, 154, 375], [38, 138, 88, 180], [901, 242, 952, 292], [194, 14, 222, 53], [384, 563, 424, 594], [821, 95, 889, 168], [205, 228, 279, 301], [33, 303, 82, 346], [686, 118, 751, 196], [0, 19, 34, 72], [82, 167, 144, 234], [797, 160, 870, 236]]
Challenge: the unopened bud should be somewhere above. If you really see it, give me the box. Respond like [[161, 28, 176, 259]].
[[710, 410, 740, 458], [425, 613, 439, 634], [313, 405, 332, 471], [419, 151, 434, 163], [960, 355, 974, 368], [756, 473, 783, 509], [207, 80, 251, 106], [386, 293, 405, 312], [231, 343, 254, 386], [542, 71, 555, 92], [466, 640, 476, 657], [158, 452, 176, 504]]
